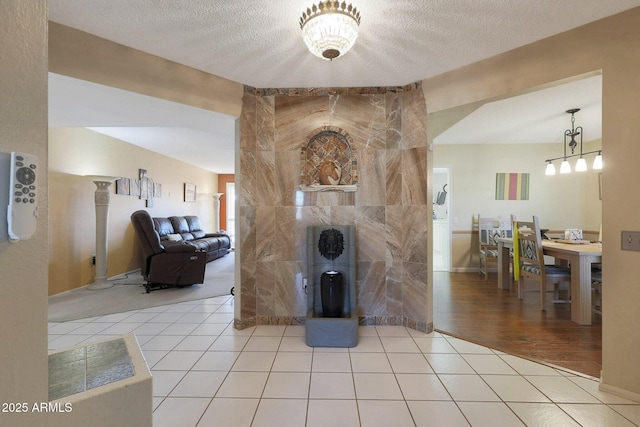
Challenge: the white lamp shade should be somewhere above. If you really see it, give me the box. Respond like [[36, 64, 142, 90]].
[[301, 11, 359, 59], [560, 160, 571, 174], [545, 162, 556, 175], [575, 157, 587, 172], [593, 153, 603, 169]]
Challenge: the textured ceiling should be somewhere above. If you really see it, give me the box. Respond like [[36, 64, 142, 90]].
[[47, 1, 638, 172]]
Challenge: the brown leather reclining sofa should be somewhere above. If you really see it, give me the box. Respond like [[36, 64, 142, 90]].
[[130, 210, 231, 292]]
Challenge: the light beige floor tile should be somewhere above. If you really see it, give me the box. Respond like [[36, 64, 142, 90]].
[[375, 325, 410, 336], [525, 375, 601, 403], [192, 350, 239, 371], [221, 325, 255, 336], [216, 371, 269, 398], [387, 353, 433, 373], [569, 376, 638, 404], [358, 325, 379, 336], [380, 336, 421, 353], [253, 325, 287, 336], [244, 335, 282, 352], [309, 372, 355, 399], [197, 398, 259, 427], [170, 371, 226, 397], [189, 323, 227, 336], [203, 313, 234, 323], [349, 336, 384, 353], [559, 403, 637, 427], [424, 353, 475, 374], [408, 401, 470, 427], [610, 404, 640, 425], [173, 335, 218, 351], [159, 322, 199, 335], [307, 400, 360, 427], [133, 322, 171, 335], [396, 373, 451, 400], [141, 335, 185, 351], [141, 349, 169, 368], [445, 336, 495, 354], [499, 354, 562, 376], [208, 335, 249, 351], [153, 397, 210, 427], [507, 402, 581, 427], [357, 400, 414, 427], [482, 375, 551, 402], [279, 335, 313, 352], [353, 373, 403, 400], [272, 352, 313, 372], [262, 372, 310, 398], [284, 325, 306, 336], [414, 337, 457, 354], [350, 352, 392, 373], [99, 322, 144, 335], [458, 401, 526, 427], [153, 350, 204, 371], [312, 352, 352, 372], [252, 399, 308, 427], [231, 351, 276, 371], [462, 354, 518, 375], [151, 371, 187, 397], [439, 374, 501, 401]]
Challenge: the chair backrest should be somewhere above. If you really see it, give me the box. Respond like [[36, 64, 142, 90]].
[[478, 215, 513, 249], [516, 215, 546, 282]]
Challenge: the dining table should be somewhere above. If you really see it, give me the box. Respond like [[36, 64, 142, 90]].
[[496, 237, 602, 325]]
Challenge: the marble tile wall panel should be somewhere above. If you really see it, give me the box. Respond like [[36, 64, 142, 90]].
[[255, 206, 275, 262], [386, 93, 402, 150], [240, 260, 257, 320], [402, 261, 428, 323], [274, 206, 331, 262], [239, 205, 256, 263], [385, 148, 402, 206], [402, 205, 429, 264], [385, 261, 403, 316], [239, 149, 257, 207], [329, 205, 356, 226], [330, 95, 386, 150], [275, 261, 307, 317], [355, 206, 386, 261], [401, 88, 428, 150], [402, 146, 428, 206], [275, 150, 302, 206], [275, 96, 329, 152], [255, 151, 275, 207], [256, 261, 276, 318], [355, 260, 387, 317], [256, 96, 275, 151], [355, 149, 386, 207], [240, 93, 256, 151], [385, 205, 404, 263]]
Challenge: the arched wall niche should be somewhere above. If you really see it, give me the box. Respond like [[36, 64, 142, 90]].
[[300, 126, 358, 191]]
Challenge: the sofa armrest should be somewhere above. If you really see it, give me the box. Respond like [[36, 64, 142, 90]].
[[163, 241, 200, 253]]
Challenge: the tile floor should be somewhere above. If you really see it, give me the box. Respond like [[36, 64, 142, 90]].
[[48, 296, 640, 427]]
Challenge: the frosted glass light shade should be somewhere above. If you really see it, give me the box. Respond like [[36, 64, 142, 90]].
[[301, 4, 360, 60], [575, 157, 587, 172], [560, 160, 571, 174], [593, 153, 603, 169], [545, 162, 556, 175]]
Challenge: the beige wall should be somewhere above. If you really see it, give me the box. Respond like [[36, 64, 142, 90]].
[[423, 7, 640, 398], [48, 128, 219, 295], [0, 1, 49, 425], [435, 141, 602, 271]]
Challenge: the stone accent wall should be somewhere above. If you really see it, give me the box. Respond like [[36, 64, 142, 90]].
[[236, 83, 431, 332]]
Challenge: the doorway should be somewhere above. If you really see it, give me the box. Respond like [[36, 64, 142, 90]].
[[432, 168, 450, 272]]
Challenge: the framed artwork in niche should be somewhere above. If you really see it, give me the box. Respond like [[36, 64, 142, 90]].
[[184, 183, 196, 202]]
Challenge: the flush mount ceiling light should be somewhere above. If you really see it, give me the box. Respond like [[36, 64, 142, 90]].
[[300, 1, 361, 60], [545, 108, 603, 175]]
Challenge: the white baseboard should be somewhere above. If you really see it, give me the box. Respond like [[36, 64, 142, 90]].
[[599, 381, 640, 403]]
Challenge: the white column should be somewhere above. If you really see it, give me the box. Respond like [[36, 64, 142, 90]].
[[213, 193, 224, 232], [87, 176, 118, 290]]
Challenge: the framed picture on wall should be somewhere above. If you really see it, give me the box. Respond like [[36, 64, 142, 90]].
[[184, 182, 196, 202]]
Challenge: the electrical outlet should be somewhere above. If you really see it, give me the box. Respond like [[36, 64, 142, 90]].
[[91, 254, 96, 265], [621, 231, 640, 251]]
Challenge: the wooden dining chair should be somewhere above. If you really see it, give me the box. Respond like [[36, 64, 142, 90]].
[[478, 215, 513, 280], [515, 216, 572, 310]]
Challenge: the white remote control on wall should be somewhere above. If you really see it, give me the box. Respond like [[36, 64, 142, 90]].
[[7, 152, 38, 242]]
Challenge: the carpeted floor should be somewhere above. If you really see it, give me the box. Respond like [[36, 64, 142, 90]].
[[48, 252, 235, 322]]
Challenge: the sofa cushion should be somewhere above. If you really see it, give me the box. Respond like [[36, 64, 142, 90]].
[[169, 216, 190, 234], [184, 216, 203, 232], [153, 217, 175, 238], [166, 233, 183, 242]]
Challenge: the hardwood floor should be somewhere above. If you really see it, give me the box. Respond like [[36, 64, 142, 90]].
[[433, 271, 602, 378]]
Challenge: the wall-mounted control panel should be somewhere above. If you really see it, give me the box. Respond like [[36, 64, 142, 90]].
[[1, 152, 38, 243], [621, 231, 640, 252]]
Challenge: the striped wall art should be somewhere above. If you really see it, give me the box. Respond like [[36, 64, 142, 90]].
[[495, 173, 530, 200]]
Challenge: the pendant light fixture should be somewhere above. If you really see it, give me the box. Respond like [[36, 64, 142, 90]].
[[544, 108, 603, 175], [300, 1, 361, 60]]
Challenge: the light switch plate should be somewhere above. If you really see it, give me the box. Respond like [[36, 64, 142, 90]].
[[621, 231, 640, 251]]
